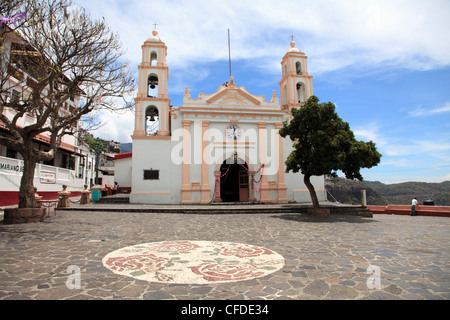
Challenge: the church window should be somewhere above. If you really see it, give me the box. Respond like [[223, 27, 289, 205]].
[[146, 106, 159, 135], [282, 85, 287, 106], [6, 148, 17, 159], [150, 51, 157, 66], [297, 82, 306, 103], [296, 61, 302, 74], [144, 169, 159, 180]]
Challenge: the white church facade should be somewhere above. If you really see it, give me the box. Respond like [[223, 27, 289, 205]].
[[123, 29, 326, 204]]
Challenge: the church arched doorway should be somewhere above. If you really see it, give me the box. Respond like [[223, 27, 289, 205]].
[[219, 156, 249, 203]]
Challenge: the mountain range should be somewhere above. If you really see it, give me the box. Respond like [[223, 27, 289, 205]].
[[120, 143, 132, 153], [325, 177, 450, 206]]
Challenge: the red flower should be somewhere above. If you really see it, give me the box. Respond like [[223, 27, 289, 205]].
[[220, 244, 274, 258], [147, 241, 201, 252], [189, 263, 264, 282], [105, 254, 168, 273]]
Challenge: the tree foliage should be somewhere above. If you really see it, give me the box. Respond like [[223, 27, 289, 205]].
[[83, 136, 105, 157], [0, 0, 135, 208], [279, 96, 382, 208]]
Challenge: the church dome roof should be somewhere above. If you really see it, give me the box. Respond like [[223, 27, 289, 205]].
[[288, 40, 304, 54], [146, 29, 163, 43]]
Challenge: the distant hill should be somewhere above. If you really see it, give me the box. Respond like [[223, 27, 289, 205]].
[[364, 180, 450, 206], [325, 178, 388, 205], [120, 143, 132, 153], [325, 178, 450, 206]]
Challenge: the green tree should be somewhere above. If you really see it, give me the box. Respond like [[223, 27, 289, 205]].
[[279, 96, 382, 209], [83, 136, 104, 185], [83, 136, 105, 156]]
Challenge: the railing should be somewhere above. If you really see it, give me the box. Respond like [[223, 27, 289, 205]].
[[146, 122, 159, 136], [326, 188, 370, 206], [0, 155, 82, 189]]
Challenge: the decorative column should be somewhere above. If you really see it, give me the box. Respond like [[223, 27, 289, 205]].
[[214, 170, 222, 202], [248, 172, 256, 202], [258, 122, 269, 202], [80, 184, 91, 205], [181, 120, 191, 204], [58, 185, 71, 208], [200, 120, 211, 204], [361, 190, 367, 207], [275, 122, 288, 203]]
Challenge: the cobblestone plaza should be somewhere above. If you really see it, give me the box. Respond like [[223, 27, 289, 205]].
[[0, 208, 449, 301]]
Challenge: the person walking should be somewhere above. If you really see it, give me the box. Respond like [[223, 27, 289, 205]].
[[410, 197, 419, 216]]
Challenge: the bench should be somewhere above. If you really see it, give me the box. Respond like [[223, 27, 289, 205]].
[[367, 205, 450, 217], [103, 184, 119, 196]]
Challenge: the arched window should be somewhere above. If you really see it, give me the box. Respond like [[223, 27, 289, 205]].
[[150, 51, 157, 66], [283, 85, 287, 106], [296, 61, 302, 74], [297, 82, 306, 103], [146, 106, 159, 135], [147, 74, 159, 98]]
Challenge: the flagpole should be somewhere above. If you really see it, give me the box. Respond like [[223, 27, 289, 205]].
[[228, 29, 232, 79]]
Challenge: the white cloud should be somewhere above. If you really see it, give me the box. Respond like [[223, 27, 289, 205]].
[[383, 140, 450, 157], [71, 0, 450, 152], [353, 123, 450, 158], [74, 0, 450, 76], [410, 173, 450, 183], [89, 109, 135, 143], [378, 158, 410, 167], [415, 140, 450, 153], [353, 124, 388, 146], [438, 174, 450, 182], [408, 102, 450, 117]]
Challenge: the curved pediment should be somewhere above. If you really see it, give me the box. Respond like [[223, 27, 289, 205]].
[[183, 78, 279, 108], [207, 86, 261, 105]]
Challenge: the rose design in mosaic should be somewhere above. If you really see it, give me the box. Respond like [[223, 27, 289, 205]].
[[145, 240, 201, 252], [104, 254, 168, 273], [219, 244, 274, 258], [102, 240, 284, 284], [189, 262, 265, 282]]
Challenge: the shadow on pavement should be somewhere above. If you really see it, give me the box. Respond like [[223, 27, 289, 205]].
[[270, 213, 378, 224]]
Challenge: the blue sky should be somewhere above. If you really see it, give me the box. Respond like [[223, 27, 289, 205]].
[[75, 0, 450, 184]]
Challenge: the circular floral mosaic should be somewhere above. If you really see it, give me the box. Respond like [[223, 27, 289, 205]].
[[102, 241, 285, 284]]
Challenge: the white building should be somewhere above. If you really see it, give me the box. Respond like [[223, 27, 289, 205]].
[[125, 29, 326, 204], [0, 26, 96, 206]]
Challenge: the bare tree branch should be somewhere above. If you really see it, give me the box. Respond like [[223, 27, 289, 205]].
[[0, 0, 135, 208]]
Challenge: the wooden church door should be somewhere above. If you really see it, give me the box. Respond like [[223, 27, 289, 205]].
[[239, 172, 249, 202]]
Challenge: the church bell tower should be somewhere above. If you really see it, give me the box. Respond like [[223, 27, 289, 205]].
[[279, 38, 313, 112], [130, 28, 174, 205], [133, 28, 171, 138]]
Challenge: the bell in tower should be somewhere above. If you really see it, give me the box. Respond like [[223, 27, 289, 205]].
[[148, 75, 159, 97], [145, 106, 159, 135]]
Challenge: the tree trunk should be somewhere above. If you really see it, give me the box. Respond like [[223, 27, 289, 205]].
[[18, 156, 38, 209], [304, 174, 320, 209]]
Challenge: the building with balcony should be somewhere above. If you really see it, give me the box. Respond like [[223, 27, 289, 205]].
[[0, 25, 96, 207]]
